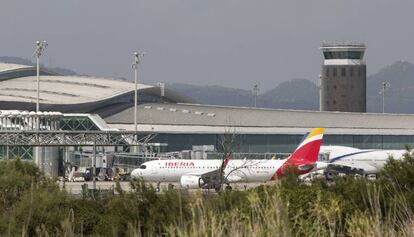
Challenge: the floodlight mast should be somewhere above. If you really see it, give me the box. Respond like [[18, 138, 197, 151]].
[[32, 40, 48, 112], [132, 52, 145, 135], [380, 81, 390, 113], [32, 40, 48, 174], [253, 83, 259, 108]]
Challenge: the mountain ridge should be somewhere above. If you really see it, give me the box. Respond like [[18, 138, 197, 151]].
[[0, 56, 79, 76], [1, 56, 414, 113]]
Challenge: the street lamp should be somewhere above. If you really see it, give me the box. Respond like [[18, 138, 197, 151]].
[[32, 40, 48, 112], [132, 52, 145, 135]]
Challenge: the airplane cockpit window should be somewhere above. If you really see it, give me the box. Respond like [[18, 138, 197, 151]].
[[318, 153, 330, 162], [139, 165, 147, 169]]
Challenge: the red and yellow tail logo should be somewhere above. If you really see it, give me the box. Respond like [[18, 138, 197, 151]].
[[274, 128, 324, 178]]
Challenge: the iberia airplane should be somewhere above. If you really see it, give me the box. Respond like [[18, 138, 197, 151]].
[[131, 128, 324, 191]]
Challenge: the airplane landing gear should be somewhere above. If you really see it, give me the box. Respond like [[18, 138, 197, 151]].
[[155, 182, 161, 192], [225, 185, 232, 191], [214, 185, 222, 193], [325, 171, 337, 181], [168, 184, 175, 190]]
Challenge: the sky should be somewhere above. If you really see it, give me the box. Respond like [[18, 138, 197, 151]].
[[0, 0, 413, 90]]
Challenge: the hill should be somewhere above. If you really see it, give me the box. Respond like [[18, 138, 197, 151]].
[[171, 61, 414, 113], [167, 83, 255, 107], [0, 56, 78, 76], [2, 56, 414, 113], [260, 78, 319, 110], [168, 78, 319, 110], [367, 61, 414, 113]]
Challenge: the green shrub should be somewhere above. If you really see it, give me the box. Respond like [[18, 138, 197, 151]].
[[2, 156, 414, 236], [0, 159, 41, 212], [381, 147, 414, 190], [7, 184, 70, 236]]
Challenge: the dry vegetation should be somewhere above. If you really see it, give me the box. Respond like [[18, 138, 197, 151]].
[[2, 151, 414, 236]]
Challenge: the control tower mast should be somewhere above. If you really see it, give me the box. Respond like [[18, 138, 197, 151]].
[[320, 43, 366, 112]]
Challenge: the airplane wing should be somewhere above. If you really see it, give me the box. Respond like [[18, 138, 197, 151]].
[[186, 152, 232, 189], [198, 169, 224, 185]]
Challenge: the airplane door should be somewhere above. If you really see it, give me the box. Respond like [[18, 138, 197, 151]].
[[153, 162, 167, 181], [318, 152, 330, 162], [150, 163, 159, 179]]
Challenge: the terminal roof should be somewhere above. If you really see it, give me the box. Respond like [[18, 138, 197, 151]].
[[0, 75, 152, 104], [105, 102, 414, 135]]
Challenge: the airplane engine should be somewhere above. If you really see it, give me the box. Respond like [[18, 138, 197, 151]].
[[180, 175, 204, 189], [325, 171, 337, 180]]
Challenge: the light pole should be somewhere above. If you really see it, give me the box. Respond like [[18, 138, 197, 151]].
[[380, 81, 390, 113], [132, 52, 145, 136], [253, 83, 259, 108], [32, 41, 47, 173], [32, 40, 48, 112]]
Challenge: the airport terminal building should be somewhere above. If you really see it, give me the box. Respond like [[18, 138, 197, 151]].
[[1, 62, 414, 164]]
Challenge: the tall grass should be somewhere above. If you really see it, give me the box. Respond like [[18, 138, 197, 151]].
[[163, 182, 414, 237], [165, 187, 291, 237]]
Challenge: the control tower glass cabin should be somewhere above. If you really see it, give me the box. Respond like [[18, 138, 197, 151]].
[[320, 43, 366, 112]]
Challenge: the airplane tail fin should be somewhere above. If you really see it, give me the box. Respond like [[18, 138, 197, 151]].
[[275, 128, 324, 177], [298, 132, 310, 144]]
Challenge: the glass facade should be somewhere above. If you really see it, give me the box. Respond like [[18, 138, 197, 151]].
[[2, 132, 414, 162], [323, 51, 364, 60], [60, 117, 99, 131], [0, 146, 33, 160], [144, 133, 414, 153]]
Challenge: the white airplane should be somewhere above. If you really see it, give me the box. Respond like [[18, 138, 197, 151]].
[[131, 128, 325, 191], [315, 145, 407, 178]]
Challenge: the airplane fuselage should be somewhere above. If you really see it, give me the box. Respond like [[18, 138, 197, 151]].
[[318, 146, 407, 174], [132, 128, 324, 189], [132, 159, 285, 183]]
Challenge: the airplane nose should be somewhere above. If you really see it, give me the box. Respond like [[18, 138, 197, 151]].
[[131, 169, 142, 179]]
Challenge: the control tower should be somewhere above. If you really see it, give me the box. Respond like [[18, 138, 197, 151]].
[[320, 43, 366, 112]]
